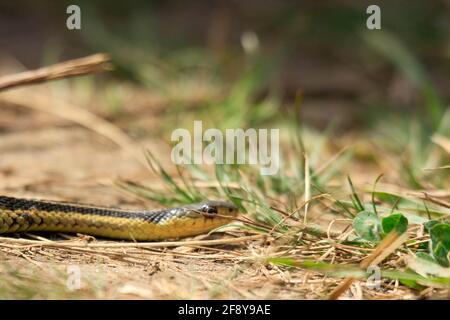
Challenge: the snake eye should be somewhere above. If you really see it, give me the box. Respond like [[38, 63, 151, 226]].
[[201, 205, 218, 214]]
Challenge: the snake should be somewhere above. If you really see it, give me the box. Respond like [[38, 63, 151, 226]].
[[0, 195, 239, 241]]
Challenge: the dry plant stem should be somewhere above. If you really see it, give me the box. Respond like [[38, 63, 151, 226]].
[[0, 54, 111, 91], [431, 134, 450, 155], [0, 234, 264, 249], [303, 152, 310, 224], [312, 146, 349, 178], [328, 231, 407, 300], [0, 53, 146, 166], [273, 195, 330, 233], [269, 204, 345, 239], [421, 193, 450, 209], [0, 89, 146, 167]]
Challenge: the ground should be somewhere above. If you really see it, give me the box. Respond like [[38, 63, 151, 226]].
[[1, 87, 445, 300], [0, 101, 306, 299]]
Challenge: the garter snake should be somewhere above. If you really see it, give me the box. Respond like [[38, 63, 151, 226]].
[[0, 195, 238, 241]]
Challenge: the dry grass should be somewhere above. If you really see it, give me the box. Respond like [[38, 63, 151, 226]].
[[0, 55, 449, 300], [0, 54, 111, 91], [1, 227, 446, 299]]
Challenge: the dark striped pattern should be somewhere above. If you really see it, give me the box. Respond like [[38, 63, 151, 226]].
[[0, 195, 178, 223]]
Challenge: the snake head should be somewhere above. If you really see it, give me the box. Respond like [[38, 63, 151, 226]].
[[185, 200, 239, 219]]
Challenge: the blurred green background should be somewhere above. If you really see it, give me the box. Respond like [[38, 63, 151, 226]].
[[0, 0, 449, 130]]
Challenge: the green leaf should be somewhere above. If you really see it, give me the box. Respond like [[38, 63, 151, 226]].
[[381, 269, 450, 289], [415, 252, 437, 264], [266, 257, 298, 267], [429, 223, 450, 267], [407, 255, 450, 278], [398, 278, 424, 290], [381, 213, 408, 235], [353, 210, 381, 242], [424, 220, 440, 233]]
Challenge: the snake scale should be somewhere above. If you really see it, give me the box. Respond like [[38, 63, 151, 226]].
[[0, 195, 238, 241]]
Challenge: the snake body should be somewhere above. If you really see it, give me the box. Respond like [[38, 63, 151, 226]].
[[0, 196, 238, 241]]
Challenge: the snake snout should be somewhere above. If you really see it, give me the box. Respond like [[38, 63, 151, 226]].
[[188, 200, 239, 218]]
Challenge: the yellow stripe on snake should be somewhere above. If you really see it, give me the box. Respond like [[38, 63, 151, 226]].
[[0, 196, 238, 241]]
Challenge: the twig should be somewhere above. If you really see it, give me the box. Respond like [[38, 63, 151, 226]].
[[421, 193, 450, 209], [0, 53, 146, 166], [328, 231, 408, 300], [0, 53, 111, 91]]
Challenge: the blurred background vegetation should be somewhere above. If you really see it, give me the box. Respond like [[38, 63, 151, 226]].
[[1, 0, 449, 129], [0, 0, 449, 191]]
